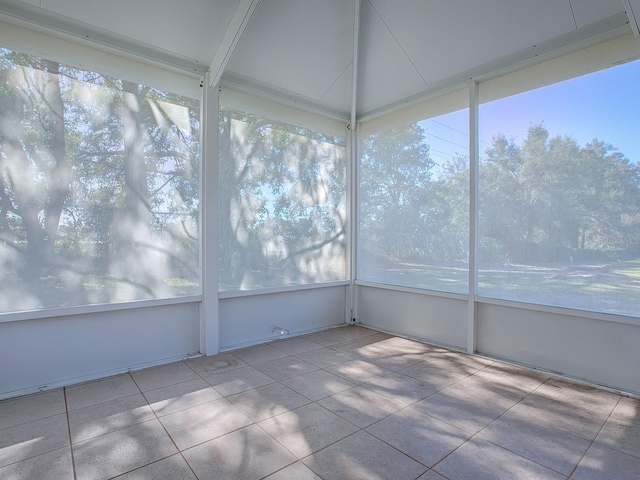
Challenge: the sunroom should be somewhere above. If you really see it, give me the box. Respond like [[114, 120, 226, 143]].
[[0, 1, 639, 479]]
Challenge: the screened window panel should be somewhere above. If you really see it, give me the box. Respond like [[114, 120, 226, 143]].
[[358, 108, 469, 294], [478, 59, 640, 316], [218, 106, 347, 292], [0, 48, 200, 313]]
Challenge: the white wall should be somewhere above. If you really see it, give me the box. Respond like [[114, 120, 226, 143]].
[[477, 302, 640, 396], [0, 302, 200, 399], [358, 285, 467, 349], [219, 285, 347, 350]]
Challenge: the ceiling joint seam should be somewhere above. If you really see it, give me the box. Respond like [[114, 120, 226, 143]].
[[367, 0, 428, 87]]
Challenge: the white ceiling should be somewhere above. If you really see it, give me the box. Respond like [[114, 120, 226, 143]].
[[1, 0, 632, 119]]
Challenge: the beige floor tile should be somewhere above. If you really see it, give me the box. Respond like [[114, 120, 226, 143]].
[[253, 356, 318, 381], [264, 461, 322, 480], [68, 393, 155, 443], [367, 406, 471, 467], [131, 362, 199, 393], [373, 351, 434, 371], [184, 353, 248, 377], [610, 396, 640, 423], [417, 470, 449, 480], [329, 338, 389, 358], [227, 383, 311, 422], [325, 359, 390, 384], [362, 371, 440, 406], [0, 447, 74, 480], [423, 351, 494, 374], [398, 360, 470, 388], [572, 443, 640, 480], [259, 403, 359, 458], [281, 369, 357, 401], [303, 328, 357, 346], [202, 365, 275, 396], [144, 378, 222, 417], [66, 374, 139, 411], [507, 393, 611, 441], [0, 390, 66, 430], [412, 381, 522, 434], [183, 424, 295, 480], [294, 347, 355, 368], [268, 337, 323, 355], [434, 437, 565, 480], [477, 415, 592, 475], [303, 431, 427, 480], [116, 454, 197, 480], [535, 378, 620, 410], [73, 419, 177, 480], [342, 325, 384, 339], [469, 362, 549, 397], [231, 344, 289, 365], [0, 414, 69, 467], [367, 407, 471, 467], [317, 386, 403, 428], [594, 414, 640, 459], [160, 398, 252, 450]]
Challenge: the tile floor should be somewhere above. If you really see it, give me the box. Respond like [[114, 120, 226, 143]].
[[1, 325, 639, 480]]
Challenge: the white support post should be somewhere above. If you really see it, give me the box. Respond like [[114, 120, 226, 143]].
[[200, 71, 220, 355], [208, 0, 260, 88], [467, 81, 479, 354], [348, 0, 361, 324]]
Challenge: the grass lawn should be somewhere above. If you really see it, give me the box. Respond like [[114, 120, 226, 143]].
[[361, 258, 640, 317]]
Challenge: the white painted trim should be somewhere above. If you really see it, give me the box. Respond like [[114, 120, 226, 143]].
[[0, 351, 202, 401], [0, 0, 206, 75], [219, 323, 353, 352], [476, 296, 640, 327], [349, 0, 362, 324], [219, 281, 350, 299], [467, 81, 479, 354], [199, 72, 220, 355], [220, 86, 347, 138], [220, 72, 350, 123], [623, 0, 640, 37], [208, 0, 260, 88], [355, 281, 467, 301], [358, 13, 630, 122], [0, 296, 201, 325]]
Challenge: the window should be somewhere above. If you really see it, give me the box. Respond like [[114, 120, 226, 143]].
[[218, 103, 347, 291], [478, 59, 640, 316], [359, 107, 469, 294], [0, 49, 200, 313]]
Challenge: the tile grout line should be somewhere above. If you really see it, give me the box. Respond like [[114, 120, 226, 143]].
[[62, 387, 78, 480], [129, 368, 202, 480], [565, 394, 624, 479], [425, 373, 555, 476]]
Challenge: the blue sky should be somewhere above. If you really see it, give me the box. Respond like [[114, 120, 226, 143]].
[[419, 57, 640, 168]]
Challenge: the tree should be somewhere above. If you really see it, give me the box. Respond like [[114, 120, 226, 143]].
[[480, 123, 640, 264], [218, 107, 347, 290], [0, 49, 200, 311]]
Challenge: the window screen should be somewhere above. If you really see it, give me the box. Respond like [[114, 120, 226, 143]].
[[358, 108, 469, 294], [0, 49, 200, 313], [218, 106, 347, 291], [478, 59, 640, 316]]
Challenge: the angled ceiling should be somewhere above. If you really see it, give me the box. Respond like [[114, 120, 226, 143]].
[[0, 0, 633, 120]]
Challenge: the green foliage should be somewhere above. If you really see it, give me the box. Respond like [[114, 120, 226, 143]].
[[0, 48, 201, 310], [480, 123, 640, 264], [218, 107, 347, 290]]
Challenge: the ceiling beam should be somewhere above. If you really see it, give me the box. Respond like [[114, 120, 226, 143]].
[[622, 0, 640, 36], [0, 0, 206, 74], [208, 0, 260, 88]]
